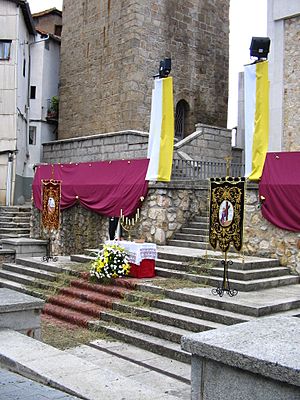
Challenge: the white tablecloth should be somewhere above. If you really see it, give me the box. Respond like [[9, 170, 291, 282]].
[[105, 240, 157, 265]]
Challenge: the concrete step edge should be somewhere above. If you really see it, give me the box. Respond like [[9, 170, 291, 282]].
[[89, 322, 191, 364], [2, 263, 57, 281], [113, 302, 224, 331], [88, 341, 191, 385]]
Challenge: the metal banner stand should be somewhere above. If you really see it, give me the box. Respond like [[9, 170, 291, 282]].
[[212, 251, 238, 297], [42, 236, 58, 263]]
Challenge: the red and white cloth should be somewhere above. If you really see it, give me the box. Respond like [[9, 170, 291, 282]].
[[105, 240, 157, 265]]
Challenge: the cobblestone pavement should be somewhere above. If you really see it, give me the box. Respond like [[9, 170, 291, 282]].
[[0, 368, 80, 400]]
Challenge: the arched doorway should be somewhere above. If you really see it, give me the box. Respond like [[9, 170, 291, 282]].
[[175, 100, 190, 140]]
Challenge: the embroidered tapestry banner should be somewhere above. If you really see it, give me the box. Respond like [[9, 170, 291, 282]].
[[209, 177, 245, 253], [42, 180, 61, 231]]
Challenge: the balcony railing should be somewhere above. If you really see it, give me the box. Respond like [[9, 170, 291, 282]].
[[171, 159, 245, 180]]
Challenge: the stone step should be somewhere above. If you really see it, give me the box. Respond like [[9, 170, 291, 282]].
[[194, 215, 209, 222], [58, 286, 124, 308], [69, 278, 134, 296], [0, 269, 37, 286], [150, 297, 251, 326], [70, 254, 93, 263], [43, 303, 96, 327], [0, 211, 31, 218], [189, 222, 208, 230], [87, 340, 191, 384], [2, 263, 57, 282], [0, 234, 30, 240], [167, 239, 208, 249], [155, 267, 299, 292], [0, 222, 30, 229], [99, 310, 190, 344], [211, 266, 291, 281], [173, 233, 206, 242], [181, 227, 208, 236], [157, 248, 280, 270], [15, 257, 64, 274], [0, 277, 29, 294], [0, 216, 30, 223], [47, 294, 106, 318], [113, 301, 224, 332], [0, 227, 30, 235], [90, 321, 191, 364], [155, 260, 288, 281], [192, 216, 209, 223], [0, 205, 31, 211]]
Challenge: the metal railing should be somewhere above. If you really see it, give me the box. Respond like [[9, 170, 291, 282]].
[[171, 159, 245, 180]]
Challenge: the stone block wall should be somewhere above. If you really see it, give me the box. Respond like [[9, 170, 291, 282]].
[[59, 0, 229, 139], [42, 127, 234, 166], [30, 181, 300, 272], [42, 131, 149, 164], [244, 188, 300, 274], [31, 181, 208, 255], [174, 123, 232, 162], [283, 15, 300, 151]]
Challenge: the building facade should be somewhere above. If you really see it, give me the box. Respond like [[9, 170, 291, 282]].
[[59, 0, 229, 140], [267, 0, 300, 152], [0, 0, 35, 205], [0, 1, 61, 206]]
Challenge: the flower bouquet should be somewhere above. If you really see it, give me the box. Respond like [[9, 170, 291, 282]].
[[90, 243, 131, 282]]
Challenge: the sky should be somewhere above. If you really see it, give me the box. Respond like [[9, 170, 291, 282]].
[[27, 0, 267, 129]]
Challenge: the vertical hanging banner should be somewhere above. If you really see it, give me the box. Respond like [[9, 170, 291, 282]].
[[146, 76, 174, 182], [42, 180, 61, 231], [209, 177, 246, 253], [244, 60, 269, 181]]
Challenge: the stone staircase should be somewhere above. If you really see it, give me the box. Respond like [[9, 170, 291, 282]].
[[0, 210, 299, 366], [0, 206, 31, 242], [0, 252, 299, 364], [168, 214, 209, 250]]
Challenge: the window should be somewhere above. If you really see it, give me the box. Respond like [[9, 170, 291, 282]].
[[30, 86, 36, 99], [0, 40, 12, 60], [23, 59, 26, 77], [54, 24, 62, 36], [175, 100, 190, 140], [29, 126, 36, 145]]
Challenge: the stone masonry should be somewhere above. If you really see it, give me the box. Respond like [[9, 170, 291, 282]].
[[244, 188, 300, 274], [59, 0, 229, 139], [31, 181, 208, 255], [42, 126, 232, 165], [283, 15, 300, 151]]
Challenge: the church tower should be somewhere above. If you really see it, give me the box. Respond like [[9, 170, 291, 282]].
[[59, 0, 229, 140]]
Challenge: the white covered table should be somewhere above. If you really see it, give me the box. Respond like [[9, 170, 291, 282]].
[[105, 240, 157, 278]]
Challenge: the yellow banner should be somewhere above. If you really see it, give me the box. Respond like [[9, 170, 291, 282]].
[[249, 61, 269, 181]]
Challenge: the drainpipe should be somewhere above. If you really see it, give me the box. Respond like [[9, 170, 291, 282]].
[[6, 153, 14, 206]]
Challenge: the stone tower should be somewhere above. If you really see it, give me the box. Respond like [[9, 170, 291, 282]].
[[59, 0, 229, 140]]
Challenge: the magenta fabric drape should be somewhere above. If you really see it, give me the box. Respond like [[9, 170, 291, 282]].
[[259, 152, 300, 232], [32, 159, 149, 217]]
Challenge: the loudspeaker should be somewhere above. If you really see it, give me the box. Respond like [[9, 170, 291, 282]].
[[250, 37, 270, 60]]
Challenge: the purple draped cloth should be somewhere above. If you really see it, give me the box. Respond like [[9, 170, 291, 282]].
[[32, 159, 149, 217], [259, 152, 300, 232]]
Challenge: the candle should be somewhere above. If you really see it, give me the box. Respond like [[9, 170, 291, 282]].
[[120, 209, 123, 217]]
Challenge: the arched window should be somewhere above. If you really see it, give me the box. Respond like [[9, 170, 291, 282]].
[[175, 100, 190, 140]]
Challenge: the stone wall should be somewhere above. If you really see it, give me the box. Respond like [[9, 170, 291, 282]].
[[174, 124, 232, 162], [59, 0, 229, 139], [244, 187, 300, 274], [30, 182, 300, 272], [31, 181, 208, 255], [283, 15, 300, 151], [42, 131, 149, 164], [42, 127, 234, 166]]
